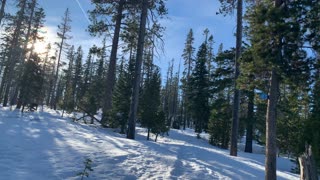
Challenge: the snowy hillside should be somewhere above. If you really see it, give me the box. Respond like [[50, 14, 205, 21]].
[[0, 107, 299, 180]]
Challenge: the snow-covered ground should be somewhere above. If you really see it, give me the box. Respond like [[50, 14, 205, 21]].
[[0, 107, 299, 180]]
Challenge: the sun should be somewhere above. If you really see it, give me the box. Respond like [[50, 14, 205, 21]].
[[33, 40, 48, 54], [32, 27, 51, 54]]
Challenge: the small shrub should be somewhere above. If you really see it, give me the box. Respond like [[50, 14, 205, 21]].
[[77, 158, 93, 180]]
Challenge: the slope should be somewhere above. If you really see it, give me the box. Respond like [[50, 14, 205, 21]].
[[0, 107, 299, 179]]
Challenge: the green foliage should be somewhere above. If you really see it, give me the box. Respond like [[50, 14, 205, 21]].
[[19, 54, 44, 107], [277, 85, 306, 157], [77, 158, 94, 180], [62, 46, 75, 112], [304, 68, 320, 168], [73, 46, 83, 105], [246, 1, 310, 85], [151, 110, 169, 142], [188, 43, 210, 134], [110, 60, 132, 133], [208, 97, 231, 149], [208, 47, 234, 148], [140, 66, 165, 140], [180, 29, 195, 129]]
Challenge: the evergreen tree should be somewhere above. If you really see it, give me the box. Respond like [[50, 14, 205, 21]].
[[181, 29, 195, 130], [62, 46, 75, 113], [19, 54, 44, 112], [140, 66, 162, 140], [305, 57, 320, 168], [188, 43, 210, 136], [73, 46, 83, 108], [51, 8, 72, 110], [218, 0, 243, 157], [1, 0, 28, 106], [110, 59, 132, 133], [89, 0, 126, 125], [127, 0, 149, 139], [246, 0, 311, 178], [208, 48, 234, 148]]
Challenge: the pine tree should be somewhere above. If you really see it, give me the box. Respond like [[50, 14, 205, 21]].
[[140, 66, 162, 140], [304, 56, 320, 168], [1, 0, 28, 107], [73, 46, 83, 108], [19, 54, 44, 112], [217, 0, 243, 156], [127, 0, 149, 139], [246, 0, 311, 178], [208, 48, 234, 148], [62, 46, 75, 113], [89, 0, 126, 125], [188, 43, 210, 136], [181, 29, 195, 130], [110, 59, 132, 133], [51, 8, 72, 110]]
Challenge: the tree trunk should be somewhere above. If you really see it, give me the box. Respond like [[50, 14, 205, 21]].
[[265, 68, 279, 180], [101, 0, 125, 125], [127, 0, 148, 140], [147, 128, 150, 140], [230, 0, 243, 157], [52, 8, 70, 110], [299, 145, 318, 180], [16, 0, 36, 110], [265, 0, 283, 179], [0, 0, 6, 25], [155, 133, 158, 142], [0, 67, 8, 101], [2, 0, 27, 107], [245, 89, 254, 153]]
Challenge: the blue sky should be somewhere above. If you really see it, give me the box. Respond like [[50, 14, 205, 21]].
[[32, 0, 237, 75]]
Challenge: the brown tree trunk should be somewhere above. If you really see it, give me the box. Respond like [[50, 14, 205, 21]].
[[127, 0, 148, 140], [265, 0, 282, 179], [230, 0, 243, 157], [101, 0, 125, 125], [265, 68, 279, 180]]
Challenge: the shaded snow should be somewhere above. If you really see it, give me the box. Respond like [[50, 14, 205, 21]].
[[0, 107, 299, 179]]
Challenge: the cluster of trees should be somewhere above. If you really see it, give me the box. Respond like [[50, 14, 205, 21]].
[[0, 0, 320, 178], [0, 0, 169, 141]]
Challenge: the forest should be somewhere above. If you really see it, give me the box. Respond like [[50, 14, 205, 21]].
[[0, 0, 319, 179]]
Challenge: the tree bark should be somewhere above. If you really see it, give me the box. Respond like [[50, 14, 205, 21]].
[[265, 0, 282, 179], [101, 0, 125, 125], [265, 68, 279, 180], [230, 0, 243, 156], [0, 0, 6, 25], [147, 128, 150, 140], [127, 0, 148, 140], [299, 145, 318, 180], [245, 89, 254, 153]]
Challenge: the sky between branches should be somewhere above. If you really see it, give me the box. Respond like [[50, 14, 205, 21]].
[[35, 0, 236, 75]]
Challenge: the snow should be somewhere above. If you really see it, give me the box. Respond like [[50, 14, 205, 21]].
[[0, 107, 299, 180]]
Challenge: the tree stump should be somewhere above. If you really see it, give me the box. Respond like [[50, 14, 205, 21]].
[[299, 145, 318, 180]]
